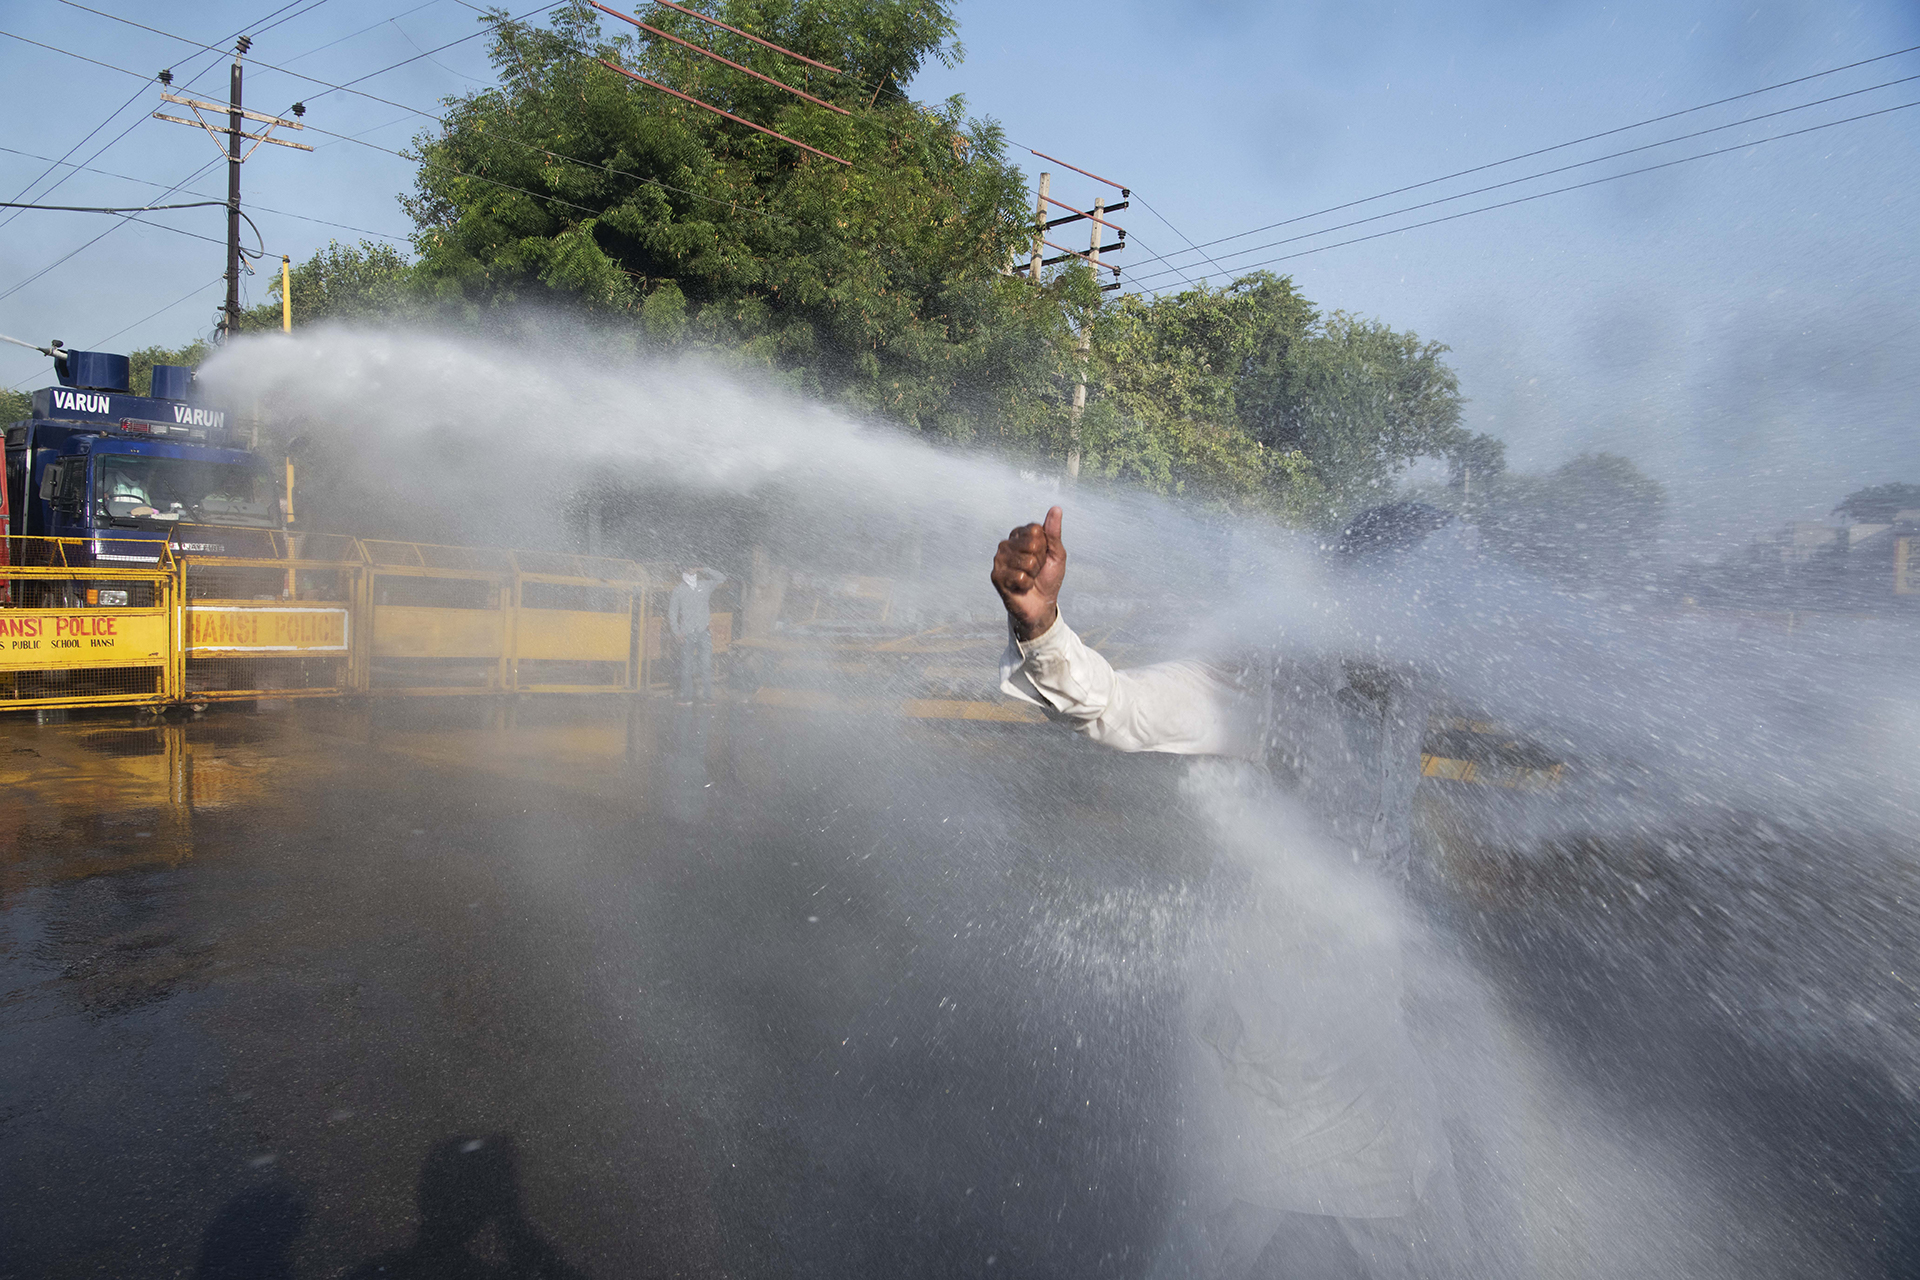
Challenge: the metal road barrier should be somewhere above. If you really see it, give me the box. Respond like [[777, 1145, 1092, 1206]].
[[1, 539, 175, 710], [1, 535, 660, 713]]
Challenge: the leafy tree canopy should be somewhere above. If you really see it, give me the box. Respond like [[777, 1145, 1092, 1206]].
[[1833, 482, 1920, 523], [128, 342, 210, 396], [92, 0, 1478, 532], [242, 241, 418, 332], [1447, 431, 1506, 489], [403, 0, 1068, 440], [1477, 451, 1667, 588], [1084, 273, 1465, 522]]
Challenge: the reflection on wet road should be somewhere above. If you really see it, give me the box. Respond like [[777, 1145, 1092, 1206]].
[[2, 699, 1915, 1277]]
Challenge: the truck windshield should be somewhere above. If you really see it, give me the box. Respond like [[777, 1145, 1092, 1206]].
[[93, 453, 280, 528]]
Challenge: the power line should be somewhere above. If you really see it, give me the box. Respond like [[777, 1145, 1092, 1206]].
[[0, 0, 406, 364], [1127, 71, 1920, 286], [0, 199, 276, 275], [0, 85, 152, 228], [33, 3, 752, 227], [0, 144, 411, 242], [280, 0, 565, 107], [1137, 39, 1920, 272], [248, 0, 341, 41], [0, 26, 153, 79], [0, 0, 326, 231], [1128, 194, 1225, 284], [86, 276, 227, 359], [1131, 97, 1920, 288], [115, 3, 802, 225], [281, 0, 443, 64], [50, 0, 562, 118], [0, 6, 643, 280], [0, 200, 228, 213], [1108, 227, 1197, 291], [0, 157, 228, 306]]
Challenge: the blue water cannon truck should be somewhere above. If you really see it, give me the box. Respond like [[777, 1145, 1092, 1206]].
[[4, 346, 283, 603]]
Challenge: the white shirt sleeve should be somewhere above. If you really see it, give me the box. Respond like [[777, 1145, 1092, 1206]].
[[999, 614, 1263, 759]]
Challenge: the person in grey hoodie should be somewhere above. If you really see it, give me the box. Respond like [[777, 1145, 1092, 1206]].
[[667, 566, 727, 702]]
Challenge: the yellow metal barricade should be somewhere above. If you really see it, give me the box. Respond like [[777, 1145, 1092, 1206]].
[[0, 539, 175, 710], [0, 535, 661, 712]]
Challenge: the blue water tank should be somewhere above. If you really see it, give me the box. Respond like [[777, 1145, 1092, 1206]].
[[55, 349, 131, 392], [150, 364, 195, 401]]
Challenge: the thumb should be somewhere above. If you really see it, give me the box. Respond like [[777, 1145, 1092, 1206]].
[[1043, 505, 1065, 556]]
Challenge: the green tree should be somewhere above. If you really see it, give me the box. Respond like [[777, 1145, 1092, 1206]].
[[1269, 312, 1465, 516], [241, 240, 419, 332], [128, 341, 210, 395], [0, 388, 29, 423], [1833, 482, 1920, 523], [1082, 272, 1317, 512], [404, 0, 1066, 441], [1447, 431, 1506, 494], [1480, 451, 1667, 587], [1082, 273, 1463, 521]]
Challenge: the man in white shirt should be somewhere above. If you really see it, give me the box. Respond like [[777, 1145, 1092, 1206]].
[[991, 505, 1465, 1280]]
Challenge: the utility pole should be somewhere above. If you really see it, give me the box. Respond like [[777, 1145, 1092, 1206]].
[[225, 39, 247, 340], [1029, 172, 1049, 280], [151, 39, 311, 342], [1008, 151, 1129, 483], [1065, 194, 1105, 483]]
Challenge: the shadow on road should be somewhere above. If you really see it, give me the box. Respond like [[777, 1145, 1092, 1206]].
[[343, 1134, 589, 1280], [194, 1179, 308, 1279]]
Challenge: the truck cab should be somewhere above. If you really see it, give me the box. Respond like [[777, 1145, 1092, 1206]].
[[4, 348, 281, 603]]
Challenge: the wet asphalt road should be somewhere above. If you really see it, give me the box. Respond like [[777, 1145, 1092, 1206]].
[[2, 697, 1915, 1278], [1, 698, 1210, 1279]]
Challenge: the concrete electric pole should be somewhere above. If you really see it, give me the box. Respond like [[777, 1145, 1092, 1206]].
[[1010, 151, 1130, 483], [1065, 194, 1107, 482], [1029, 172, 1049, 280]]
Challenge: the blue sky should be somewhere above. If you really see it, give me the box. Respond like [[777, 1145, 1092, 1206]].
[[2, 0, 1915, 544]]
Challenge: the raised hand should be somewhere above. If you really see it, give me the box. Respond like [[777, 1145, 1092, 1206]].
[[991, 506, 1067, 641]]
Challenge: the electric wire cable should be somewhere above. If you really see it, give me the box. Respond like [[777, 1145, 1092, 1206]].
[[0, 146, 413, 241], [1128, 97, 1920, 288], [0, 200, 231, 213], [0, 25, 794, 237], [86, 274, 229, 354], [0, 156, 228, 307], [282, 0, 443, 65], [0, 0, 344, 367], [48, 0, 563, 120], [0, 0, 329, 234], [1132, 38, 1920, 273], [1104, 227, 1196, 291], [34, 3, 723, 221], [0, 84, 153, 228], [1126, 71, 1920, 286], [1127, 193, 1226, 283], [36, 1, 1001, 247]]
